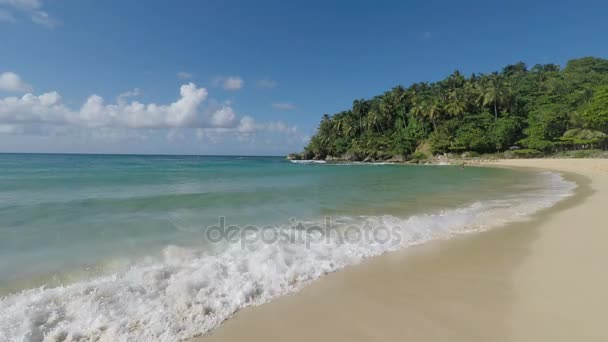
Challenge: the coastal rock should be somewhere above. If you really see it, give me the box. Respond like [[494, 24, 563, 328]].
[[287, 153, 302, 160], [302, 151, 314, 160], [325, 155, 339, 161], [363, 156, 373, 162], [392, 154, 406, 162], [342, 151, 361, 161], [377, 152, 391, 161]]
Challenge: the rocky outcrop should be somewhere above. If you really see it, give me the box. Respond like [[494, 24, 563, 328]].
[[287, 151, 411, 163], [386, 154, 406, 162], [341, 151, 361, 161], [302, 151, 314, 160], [287, 153, 302, 160]]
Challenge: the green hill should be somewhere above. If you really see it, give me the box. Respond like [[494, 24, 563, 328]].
[[292, 57, 608, 162]]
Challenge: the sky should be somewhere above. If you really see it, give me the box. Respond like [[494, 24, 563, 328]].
[[1, 0, 608, 155]]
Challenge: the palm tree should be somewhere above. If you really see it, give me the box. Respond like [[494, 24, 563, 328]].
[[332, 116, 343, 135], [499, 81, 513, 115], [343, 114, 356, 138], [462, 81, 479, 112], [410, 101, 426, 121], [445, 89, 466, 117], [352, 99, 368, 133], [481, 76, 500, 120], [391, 86, 408, 128], [425, 98, 443, 130], [446, 70, 465, 89], [365, 108, 382, 132], [378, 96, 394, 131]]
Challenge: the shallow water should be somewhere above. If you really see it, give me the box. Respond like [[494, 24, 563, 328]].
[[0, 154, 575, 341]]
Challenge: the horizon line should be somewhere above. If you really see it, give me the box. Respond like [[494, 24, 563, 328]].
[[0, 151, 286, 158]]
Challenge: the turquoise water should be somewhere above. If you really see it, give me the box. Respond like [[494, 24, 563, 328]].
[[0, 154, 575, 341]]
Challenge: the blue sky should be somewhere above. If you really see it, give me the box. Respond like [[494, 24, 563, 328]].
[[1, 0, 607, 155]]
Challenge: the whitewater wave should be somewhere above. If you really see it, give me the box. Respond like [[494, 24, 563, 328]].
[[289, 160, 397, 166], [0, 173, 576, 342], [289, 160, 327, 164]]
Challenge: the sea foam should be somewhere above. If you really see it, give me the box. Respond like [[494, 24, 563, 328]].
[[0, 172, 576, 342], [289, 159, 327, 164]]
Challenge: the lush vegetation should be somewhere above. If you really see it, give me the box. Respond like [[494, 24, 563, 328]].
[[297, 57, 608, 161]]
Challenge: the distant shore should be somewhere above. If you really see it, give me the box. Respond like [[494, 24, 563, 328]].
[[196, 159, 608, 341], [287, 149, 608, 165]]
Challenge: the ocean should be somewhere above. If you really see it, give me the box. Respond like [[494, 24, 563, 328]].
[[0, 154, 575, 341]]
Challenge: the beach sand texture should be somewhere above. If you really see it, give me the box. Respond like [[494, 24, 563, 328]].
[[197, 159, 608, 342]]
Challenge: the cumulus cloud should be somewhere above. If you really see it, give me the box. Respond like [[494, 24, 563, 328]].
[[272, 102, 296, 111], [0, 83, 217, 128], [0, 72, 308, 154], [209, 106, 236, 127], [0, 81, 304, 147], [177, 71, 193, 80], [256, 78, 278, 89], [79, 83, 211, 128], [214, 76, 244, 90], [0, 72, 33, 92]]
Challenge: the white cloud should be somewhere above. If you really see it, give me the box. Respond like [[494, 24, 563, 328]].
[[272, 102, 296, 111], [237, 116, 256, 133], [264, 121, 297, 134], [0, 72, 33, 92], [177, 71, 193, 80], [0, 83, 301, 141], [78, 83, 210, 128], [0, 91, 70, 125], [0, 8, 16, 22], [209, 106, 236, 127], [194, 115, 301, 145], [0, 83, 215, 128], [223, 77, 244, 90], [235, 116, 297, 135], [30, 10, 57, 28], [0, 0, 41, 10], [0, 0, 58, 27], [0, 78, 306, 152], [256, 78, 278, 89], [214, 76, 244, 90], [116, 88, 141, 104]]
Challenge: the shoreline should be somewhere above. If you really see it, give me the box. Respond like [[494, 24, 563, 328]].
[[196, 159, 608, 341]]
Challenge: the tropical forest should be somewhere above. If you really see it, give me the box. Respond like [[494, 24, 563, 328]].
[[293, 57, 608, 161]]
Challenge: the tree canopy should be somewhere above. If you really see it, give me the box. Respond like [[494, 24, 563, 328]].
[[300, 57, 608, 160]]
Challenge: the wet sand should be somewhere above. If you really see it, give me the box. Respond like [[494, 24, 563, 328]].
[[195, 159, 608, 342]]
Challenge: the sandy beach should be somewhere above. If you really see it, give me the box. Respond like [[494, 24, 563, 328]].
[[196, 159, 608, 342]]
